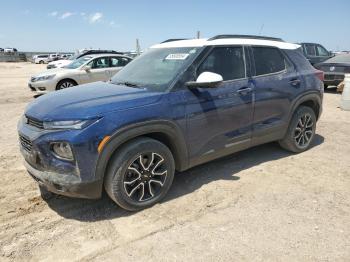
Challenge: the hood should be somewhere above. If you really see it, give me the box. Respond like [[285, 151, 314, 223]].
[[25, 82, 163, 121], [48, 59, 71, 66], [33, 68, 68, 78]]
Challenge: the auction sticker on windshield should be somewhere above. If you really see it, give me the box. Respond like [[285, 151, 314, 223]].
[[165, 53, 189, 60]]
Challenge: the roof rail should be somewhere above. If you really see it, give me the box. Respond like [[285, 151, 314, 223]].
[[161, 38, 188, 43], [208, 35, 284, 42], [77, 50, 124, 59]]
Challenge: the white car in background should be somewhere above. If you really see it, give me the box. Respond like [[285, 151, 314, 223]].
[[46, 57, 74, 69], [28, 54, 132, 94], [3, 47, 17, 53], [33, 55, 49, 64]]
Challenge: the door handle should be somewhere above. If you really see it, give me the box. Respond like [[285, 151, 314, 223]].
[[236, 87, 252, 95], [289, 79, 301, 87]]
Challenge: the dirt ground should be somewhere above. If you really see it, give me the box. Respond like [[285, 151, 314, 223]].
[[0, 62, 349, 261]]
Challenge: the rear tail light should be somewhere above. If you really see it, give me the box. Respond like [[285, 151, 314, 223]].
[[315, 70, 324, 81]]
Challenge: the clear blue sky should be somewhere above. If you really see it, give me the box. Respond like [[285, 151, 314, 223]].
[[1, 0, 349, 52]]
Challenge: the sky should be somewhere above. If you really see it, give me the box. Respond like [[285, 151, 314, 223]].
[[0, 0, 349, 52]]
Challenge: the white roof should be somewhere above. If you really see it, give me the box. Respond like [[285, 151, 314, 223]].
[[151, 38, 300, 50]]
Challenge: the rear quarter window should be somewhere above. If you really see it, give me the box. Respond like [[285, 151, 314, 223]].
[[252, 47, 286, 76]]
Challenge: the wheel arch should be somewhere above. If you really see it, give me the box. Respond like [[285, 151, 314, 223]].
[[56, 78, 78, 90], [95, 120, 189, 182], [289, 92, 322, 121]]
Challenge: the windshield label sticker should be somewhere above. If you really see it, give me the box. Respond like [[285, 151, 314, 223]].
[[165, 53, 189, 60]]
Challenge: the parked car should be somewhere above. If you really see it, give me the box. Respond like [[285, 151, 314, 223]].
[[314, 54, 350, 88], [0, 48, 4, 52], [48, 53, 60, 62], [33, 55, 49, 64], [18, 35, 323, 211], [299, 42, 333, 65], [3, 47, 17, 53], [47, 50, 123, 69], [28, 54, 132, 93]]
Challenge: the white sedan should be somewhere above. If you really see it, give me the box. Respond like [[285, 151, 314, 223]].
[[28, 54, 132, 94]]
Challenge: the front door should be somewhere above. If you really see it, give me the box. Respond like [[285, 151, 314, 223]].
[[80, 57, 111, 83], [184, 46, 254, 166]]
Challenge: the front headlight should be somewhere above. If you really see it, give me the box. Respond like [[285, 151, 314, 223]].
[[35, 74, 56, 82], [43, 119, 98, 130]]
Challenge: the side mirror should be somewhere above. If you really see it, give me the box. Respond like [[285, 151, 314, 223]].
[[185, 72, 223, 88], [82, 65, 91, 72]]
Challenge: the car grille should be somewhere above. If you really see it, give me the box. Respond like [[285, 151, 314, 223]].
[[19, 135, 32, 152], [27, 117, 44, 129]]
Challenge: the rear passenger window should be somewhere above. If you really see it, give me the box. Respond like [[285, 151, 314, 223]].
[[110, 57, 131, 67], [197, 47, 246, 81], [305, 44, 316, 56], [252, 47, 286, 76]]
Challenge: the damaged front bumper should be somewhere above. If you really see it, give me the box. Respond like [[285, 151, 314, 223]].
[[24, 160, 102, 199]]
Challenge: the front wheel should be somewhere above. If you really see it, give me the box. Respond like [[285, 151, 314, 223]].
[[104, 137, 175, 211], [56, 80, 76, 90], [279, 106, 316, 153]]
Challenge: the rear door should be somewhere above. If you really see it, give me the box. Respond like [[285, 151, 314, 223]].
[[250, 46, 303, 144], [304, 44, 317, 65], [184, 46, 254, 166], [109, 56, 131, 78]]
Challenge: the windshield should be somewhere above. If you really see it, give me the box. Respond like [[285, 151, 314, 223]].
[[111, 47, 201, 91], [64, 56, 92, 69]]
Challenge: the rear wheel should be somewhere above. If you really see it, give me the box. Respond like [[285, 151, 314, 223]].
[[104, 137, 175, 211], [56, 79, 77, 90], [279, 106, 316, 153]]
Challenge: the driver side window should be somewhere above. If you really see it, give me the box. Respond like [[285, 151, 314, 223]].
[[197, 46, 246, 81]]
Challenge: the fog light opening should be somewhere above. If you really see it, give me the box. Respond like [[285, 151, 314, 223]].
[[51, 142, 74, 160]]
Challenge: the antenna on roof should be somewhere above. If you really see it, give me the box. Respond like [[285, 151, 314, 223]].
[[258, 23, 265, 35], [136, 39, 141, 56]]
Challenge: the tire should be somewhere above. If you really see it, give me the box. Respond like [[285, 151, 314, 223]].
[[56, 79, 77, 90], [39, 185, 55, 200], [279, 106, 317, 153], [104, 137, 175, 211], [324, 84, 328, 89], [39, 60, 44, 64]]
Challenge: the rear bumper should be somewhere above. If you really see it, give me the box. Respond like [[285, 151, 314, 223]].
[[25, 161, 102, 199], [324, 73, 345, 86]]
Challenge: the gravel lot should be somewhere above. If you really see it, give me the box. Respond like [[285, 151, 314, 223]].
[[0, 62, 349, 261]]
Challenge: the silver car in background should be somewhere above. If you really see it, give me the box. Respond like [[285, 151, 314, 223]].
[[28, 54, 132, 94]]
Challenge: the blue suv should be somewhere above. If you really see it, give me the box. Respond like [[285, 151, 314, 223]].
[[18, 35, 324, 211]]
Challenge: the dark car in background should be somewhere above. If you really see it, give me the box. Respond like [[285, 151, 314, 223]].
[[314, 54, 350, 87], [299, 43, 333, 65]]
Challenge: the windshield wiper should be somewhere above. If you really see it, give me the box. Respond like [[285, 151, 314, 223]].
[[113, 81, 141, 88]]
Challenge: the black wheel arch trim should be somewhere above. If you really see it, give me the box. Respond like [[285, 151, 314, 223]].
[[95, 120, 189, 182], [289, 91, 322, 122]]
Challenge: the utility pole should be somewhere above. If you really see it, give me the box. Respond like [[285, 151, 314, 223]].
[[197, 31, 201, 39], [136, 38, 141, 56]]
